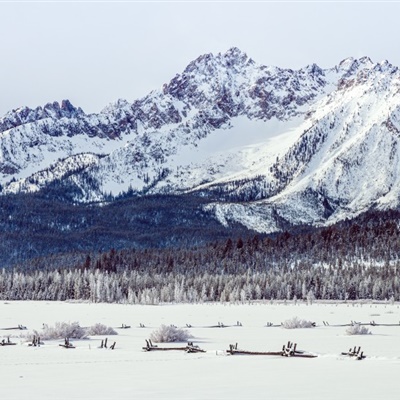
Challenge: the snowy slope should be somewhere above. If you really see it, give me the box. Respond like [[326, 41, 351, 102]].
[[1, 49, 400, 232], [209, 58, 400, 231]]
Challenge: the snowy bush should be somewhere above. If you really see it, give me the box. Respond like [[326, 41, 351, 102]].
[[86, 323, 117, 336], [150, 324, 192, 343], [281, 316, 315, 329], [345, 324, 371, 335], [36, 322, 87, 340]]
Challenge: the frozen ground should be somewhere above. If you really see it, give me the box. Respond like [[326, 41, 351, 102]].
[[1, 301, 399, 399]]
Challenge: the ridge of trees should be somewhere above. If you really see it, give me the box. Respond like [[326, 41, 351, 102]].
[[2, 208, 400, 302], [0, 191, 256, 268]]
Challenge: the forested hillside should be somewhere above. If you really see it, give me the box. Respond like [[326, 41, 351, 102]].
[[2, 209, 399, 302], [0, 191, 255, 268]]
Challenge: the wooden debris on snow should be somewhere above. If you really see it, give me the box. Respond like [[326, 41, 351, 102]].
[[0, 336, 16, 346], [100, 338, 116, 350], [28, 335, 43, 347], [142, 339, 205, 353], [59, 338, 75, 349], [227, 341, 317, 358], [341, 346, 366, 360], [1, 324, 27, 331]]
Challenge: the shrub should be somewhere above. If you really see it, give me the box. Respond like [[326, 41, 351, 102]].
[[281, 316, 315, 329], [150, 324, 192, 343], [86, 323, 117, 336], [345, 324, 371, 335], [36, 322, 87, 340]]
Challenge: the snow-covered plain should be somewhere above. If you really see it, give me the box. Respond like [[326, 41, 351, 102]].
[[1, 301, 399, 399]]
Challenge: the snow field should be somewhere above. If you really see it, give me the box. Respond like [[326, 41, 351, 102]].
[[1, 301, 399, 399]]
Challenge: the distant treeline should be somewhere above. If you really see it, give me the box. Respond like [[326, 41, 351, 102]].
[[2, 209, 399, 302], [0, 262, 397, 303]]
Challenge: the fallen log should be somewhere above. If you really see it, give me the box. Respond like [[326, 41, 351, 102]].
[[186, 342, 206, 353], [143, 339, 186, 351], [59, 344, 75, 349], [323, 321, 400, 327], [209, 322, 226, 328], [1, 324, 27, 331], [227, 342, 317, 358], [265, 322, 281, 327], [228, 348, 283, 356], [206, 322, 242, 328], [143, 339, 205, 353], [1, 337, 16, 346]]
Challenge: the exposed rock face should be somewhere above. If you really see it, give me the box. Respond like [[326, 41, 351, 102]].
[[1, 48, 400, 232]]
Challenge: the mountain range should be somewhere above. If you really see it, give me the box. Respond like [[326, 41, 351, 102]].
[[1, 47, 400, 237]]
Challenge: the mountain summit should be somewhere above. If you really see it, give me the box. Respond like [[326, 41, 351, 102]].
[[1, 48, 400, 233]]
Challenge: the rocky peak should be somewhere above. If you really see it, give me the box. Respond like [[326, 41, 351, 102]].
[[338, 56, 375, 78], [60, 99, 82, 116], [42, 99, 82, 118], [220, 47, 254, 68], [303, 63, 324, 77], [183, 52, 216, 74], [101, 98, 131, 114], [0, 99, 84, 134], [0, 106, 41, 133], [373, 59, 398, 74]]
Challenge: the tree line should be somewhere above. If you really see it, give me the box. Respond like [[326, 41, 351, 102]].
[[2, 209, 399, 302], [0, 261, 397, 303]]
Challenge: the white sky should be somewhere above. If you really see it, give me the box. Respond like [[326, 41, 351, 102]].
[[0, 1, 399, 116]]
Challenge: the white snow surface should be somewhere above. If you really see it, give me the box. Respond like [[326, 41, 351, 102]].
[[2, 50, 400, 230], [1, 301, 399, 400]]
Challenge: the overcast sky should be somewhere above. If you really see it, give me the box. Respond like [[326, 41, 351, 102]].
[[0, 1, 399, 116]]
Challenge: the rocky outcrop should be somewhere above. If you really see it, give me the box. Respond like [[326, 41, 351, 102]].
[[1, 48, 400, 232]]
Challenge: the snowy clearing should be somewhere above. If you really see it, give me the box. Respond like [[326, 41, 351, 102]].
[[1, 301, 399, 399]]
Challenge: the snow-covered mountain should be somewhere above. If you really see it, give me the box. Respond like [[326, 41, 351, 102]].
[[1, 48, 400, 233]]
